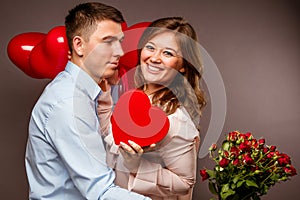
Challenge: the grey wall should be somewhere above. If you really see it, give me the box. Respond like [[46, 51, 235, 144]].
[[0, 0, 299, 199]]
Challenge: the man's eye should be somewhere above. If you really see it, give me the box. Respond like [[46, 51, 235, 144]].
[[104, 40, 113, 44]]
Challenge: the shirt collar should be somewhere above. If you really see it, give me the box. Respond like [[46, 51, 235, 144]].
[[65, 61, 101, 101]]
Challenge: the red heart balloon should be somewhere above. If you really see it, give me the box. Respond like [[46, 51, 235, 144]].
[[118, 22, 151, 92], [119, 22, 151, 76], [29, 26, 69, 79], [7, 32, 46, 78], [111, 89, 169, 147]]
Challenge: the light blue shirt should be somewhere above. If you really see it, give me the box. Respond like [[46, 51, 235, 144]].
[[25, 61, 150, 200]]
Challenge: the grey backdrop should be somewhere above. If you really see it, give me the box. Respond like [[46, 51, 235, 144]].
[[1, 0, 299, 199]]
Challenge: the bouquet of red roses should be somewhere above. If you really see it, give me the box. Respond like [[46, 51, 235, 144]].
[[200, 131, 297, 200]]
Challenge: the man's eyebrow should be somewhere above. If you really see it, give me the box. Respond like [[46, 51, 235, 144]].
[[102, 35, 116, 41], [102, 34, 124, 41]]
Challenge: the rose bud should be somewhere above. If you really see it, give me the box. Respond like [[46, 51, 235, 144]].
[[245, 132, 253, 139], [199, 169, 210, 181], [233, 158, 240, 166], [266, 152, 275, 159], [252, 139, 258, 149], [258, 138, 265, 146], [209, 143, 217, 151], [270, 145, 277, 151], [263, 147, 269, 154]]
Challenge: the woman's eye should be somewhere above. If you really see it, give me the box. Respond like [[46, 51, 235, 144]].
[[163, 50, 174, 57], [145, 45, 155, 51]]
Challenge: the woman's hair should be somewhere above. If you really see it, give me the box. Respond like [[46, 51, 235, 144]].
[[65, 2, 124, 53], [134, 17, 206, 129]]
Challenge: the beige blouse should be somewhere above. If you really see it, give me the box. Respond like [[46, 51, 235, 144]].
[[98, 89, 200, 200]]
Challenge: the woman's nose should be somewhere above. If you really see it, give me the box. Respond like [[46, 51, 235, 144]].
[[150, 50, 161, 63]]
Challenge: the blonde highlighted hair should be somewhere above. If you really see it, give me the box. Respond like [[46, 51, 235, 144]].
[[134, 17, 206, 129]]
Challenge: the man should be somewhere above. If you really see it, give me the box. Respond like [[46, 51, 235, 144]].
[[25, 2, 150, 199]]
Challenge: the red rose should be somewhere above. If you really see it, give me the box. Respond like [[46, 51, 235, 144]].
[[266, 152, 275, 159], [252, 139, 258, 149], [219, 158, 230, 168], [227, 131, 239, 141], [238, 133, 247, 140], [270, 145, 276, 151], [243, 154, 254, 165], [278, 153, 291, 166], [200, 169, 210, 181], [224, 151, 229, 157], [239, 141, 251, 152], [258, 138, 265, 146], [284, 165, 297, 176], [230, 146, 240, 157], [263, 147, 269, 154], [245, 132, 252, 139], [233, 158, 240, 166]]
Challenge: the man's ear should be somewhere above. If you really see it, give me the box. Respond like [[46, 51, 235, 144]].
[[72, 36, 84, 57]]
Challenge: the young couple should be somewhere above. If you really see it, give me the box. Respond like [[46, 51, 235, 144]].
[[25, 2, 206, 200]]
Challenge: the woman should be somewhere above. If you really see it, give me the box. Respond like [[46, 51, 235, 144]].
[[101, 17, 206, 200]]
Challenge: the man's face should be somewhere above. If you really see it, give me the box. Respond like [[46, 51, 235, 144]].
[[82, 20, 124, 83]]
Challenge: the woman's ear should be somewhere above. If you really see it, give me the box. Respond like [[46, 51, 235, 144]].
[[72, 36, 84, 57], [179, 67, 185, 73]]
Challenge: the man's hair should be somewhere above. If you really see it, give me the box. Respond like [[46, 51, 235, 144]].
[[65, 2, 125, 52]]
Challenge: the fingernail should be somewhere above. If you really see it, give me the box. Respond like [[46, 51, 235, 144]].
[[128, 140, 134, 145], [120, 142, 126, 146]]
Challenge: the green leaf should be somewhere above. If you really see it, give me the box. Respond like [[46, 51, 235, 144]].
[[209, 182, 218, 195], [207, 169, 215, 178], [246, 180, 259, 188], [221, 184, 230, 193], [222, 141, 231, 151], [233, 176, 240, 184], [231, 183, 236, 189], [237, 180, 245, 188], [220, 186, 235, 200]]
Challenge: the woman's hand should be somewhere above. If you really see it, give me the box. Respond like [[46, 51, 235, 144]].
[[119, 140, 155, 174], [98, 78, 111, 92]]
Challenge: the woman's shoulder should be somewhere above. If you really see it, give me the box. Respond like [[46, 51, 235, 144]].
[[165, 106, 199, 140]]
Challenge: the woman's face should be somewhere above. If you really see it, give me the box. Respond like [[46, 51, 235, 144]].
[[140, 31, 184, 91]]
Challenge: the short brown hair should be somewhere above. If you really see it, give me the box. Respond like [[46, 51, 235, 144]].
[[65, 2, 124, 52]]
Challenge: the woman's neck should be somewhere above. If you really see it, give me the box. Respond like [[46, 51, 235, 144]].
[[144, 83, 165, 96]]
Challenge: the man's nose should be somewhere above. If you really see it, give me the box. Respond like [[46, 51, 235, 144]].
[[113, 42, 124, 57]]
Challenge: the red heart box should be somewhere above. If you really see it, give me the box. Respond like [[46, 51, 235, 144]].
[[111, 89, 169, 147]]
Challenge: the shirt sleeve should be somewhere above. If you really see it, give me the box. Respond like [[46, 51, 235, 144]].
[[127, 111, 199, 197], [45, 98, 150, 200]]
